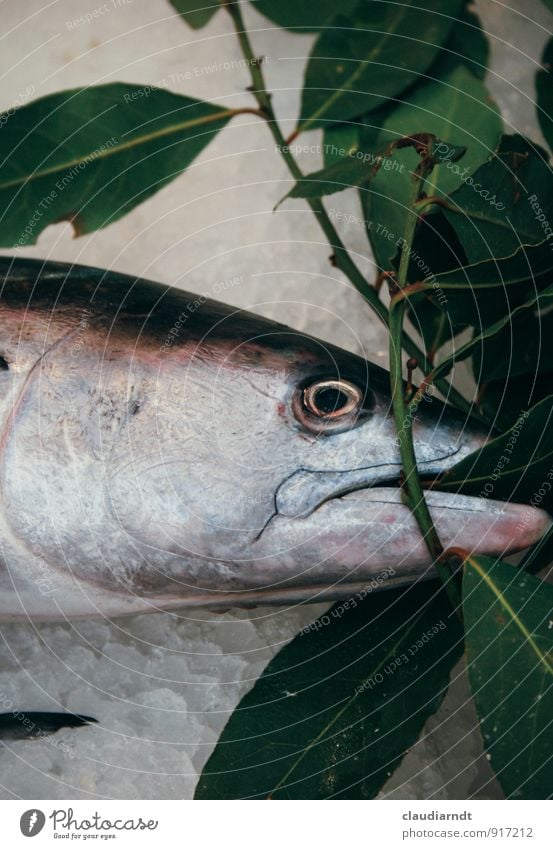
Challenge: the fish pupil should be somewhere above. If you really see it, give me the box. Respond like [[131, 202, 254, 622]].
[[314, 387, 348, 414]]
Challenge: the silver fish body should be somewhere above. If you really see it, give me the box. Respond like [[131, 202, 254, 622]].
[[0, 257, 548, 621]]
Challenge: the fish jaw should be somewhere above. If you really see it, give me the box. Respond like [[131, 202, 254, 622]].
[[250, 488, 551, 591]]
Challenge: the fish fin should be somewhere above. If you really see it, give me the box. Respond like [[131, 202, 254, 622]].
[[0, 711, 97, 740]]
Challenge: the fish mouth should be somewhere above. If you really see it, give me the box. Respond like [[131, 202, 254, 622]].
[[254, 459, 551, 584], [273, 451, 460, 520]]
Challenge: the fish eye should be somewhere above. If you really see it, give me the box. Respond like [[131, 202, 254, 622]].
[[293, 377, 373, 434], [303, 379, 362, 418]]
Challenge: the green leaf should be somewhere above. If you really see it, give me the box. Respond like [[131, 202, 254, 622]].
[[430, 283, 553, 383], [463, 555, 553, 799], [282, 119, 472, 215], [360, 147, 416, 270], [298, 0, 463, 134], [323, 124, 361, 167], [362, 65, 501, 270], [422, 284, 553, 428], [473, 291, 553, 382], [0, 83, 233, 245], [431, 139, 467, 164], [277, 156, 373, 207], [408, 295, 458, 358], [536, 38, 553, 154], [195, 583, 463, 799], [436, 396, 553, 507], [277, 140, 399, 206], [476, 375, 553, 432], [425, 237, 553, 292], [169, 0, 219, 29], [381, 63, 500, 202], [392, 246, 549, 357], [443, 135, 553, 263], [432, 5, 489, 81], [412, 238, 553, 337], [251, 0, 358, 32]]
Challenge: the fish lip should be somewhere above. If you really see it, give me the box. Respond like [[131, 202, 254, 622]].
[[273, 448, 461, 521], [319, 469, 446, 504]]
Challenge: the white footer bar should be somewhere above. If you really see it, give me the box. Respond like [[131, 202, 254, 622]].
[[2, 799, 550, 848]]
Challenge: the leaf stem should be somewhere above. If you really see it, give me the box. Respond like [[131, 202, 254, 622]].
[[225, 1, 389, 318], [389, 184, 462, 613]]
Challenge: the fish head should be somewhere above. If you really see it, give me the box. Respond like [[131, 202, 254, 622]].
[[107, 308, 550, 605], [2, 264, 548, 618]]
